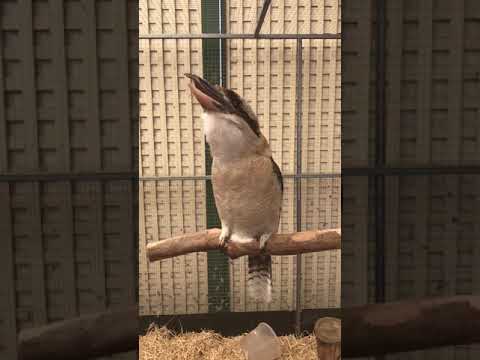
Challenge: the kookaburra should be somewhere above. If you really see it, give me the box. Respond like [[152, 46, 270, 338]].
[[186, 73, 283, 303]]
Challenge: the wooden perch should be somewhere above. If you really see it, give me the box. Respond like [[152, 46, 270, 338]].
[[342, 295, 480, 357], [146, 228, 341, 261]]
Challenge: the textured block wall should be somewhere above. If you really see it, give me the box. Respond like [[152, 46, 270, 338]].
[[342, 0, 480, 359], [138, 0, 209, 315], [0, 1, 138, 359]]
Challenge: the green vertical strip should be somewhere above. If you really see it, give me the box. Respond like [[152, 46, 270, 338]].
[[202, 0, 229, 312]]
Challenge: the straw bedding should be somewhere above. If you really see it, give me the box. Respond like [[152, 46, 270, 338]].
[[139, 324, 317, 360]]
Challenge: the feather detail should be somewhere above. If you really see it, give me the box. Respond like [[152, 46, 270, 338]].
[[247, 255, 272, 303], [223, 88, 261, 137], [270, 157, 284, 193]]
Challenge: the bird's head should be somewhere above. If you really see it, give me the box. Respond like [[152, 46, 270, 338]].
[[185, 73, 270, 160]]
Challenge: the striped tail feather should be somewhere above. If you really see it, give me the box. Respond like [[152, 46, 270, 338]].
[[247, 254, 272, 303]]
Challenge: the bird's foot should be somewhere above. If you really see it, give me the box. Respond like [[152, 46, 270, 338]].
[[259, 233, 273, 249], [219, 226, 231, 247]]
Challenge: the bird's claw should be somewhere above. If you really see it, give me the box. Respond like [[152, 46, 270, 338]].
[[259, 233, 272, 249], [219, 227, 231, 248]]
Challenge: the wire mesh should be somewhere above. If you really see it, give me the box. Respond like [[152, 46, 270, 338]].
[[137, 1, 341, 341], [138, 0, 341, 35], [138, 34, 341, 318]]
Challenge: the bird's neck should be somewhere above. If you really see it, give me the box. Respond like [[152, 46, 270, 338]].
[[202, 112, 272, 161]]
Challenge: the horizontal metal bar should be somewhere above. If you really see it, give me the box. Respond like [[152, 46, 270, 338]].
[[141, 175, 211, 181], [343, 166, 480, 176], [140, 173, 341, 181], [139, 33, 341, 40], [1, 166, 479, 182], [0, 172, 340, 182], [141, 167, 480, 179], [0, 172, 137, 182]]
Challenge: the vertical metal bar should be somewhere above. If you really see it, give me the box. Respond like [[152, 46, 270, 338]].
[[294, 39, 303, 335], [0, 184, 17, 358], [374, 0, 387, 344], [20, 0, 39, 171], [0, 12, 8, 172], [375, 2, 386, 168], [375, 0, 386, 331], [218, 0, 223, 86]]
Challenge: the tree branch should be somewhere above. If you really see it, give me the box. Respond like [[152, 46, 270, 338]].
[[146, 228, 341, 261]]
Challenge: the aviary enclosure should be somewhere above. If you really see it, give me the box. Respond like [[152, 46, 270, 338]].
[[138, 0, 341, 357]]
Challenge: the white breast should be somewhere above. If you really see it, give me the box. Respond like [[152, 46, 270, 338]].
[[201, 112, 249, 159], [202, 112, 216, 139]]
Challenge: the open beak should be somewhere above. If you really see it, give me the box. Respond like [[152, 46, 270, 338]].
[[185, 73, 230, 112]]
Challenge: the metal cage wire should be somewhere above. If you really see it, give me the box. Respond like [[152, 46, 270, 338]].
[[138, 30, 342, 332]]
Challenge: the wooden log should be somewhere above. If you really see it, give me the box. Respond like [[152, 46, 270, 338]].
[[146, 228, 341, 261], [17, 306, 138, 360], [17, 295, 480, 359], [314, 317, 341, 360], [342, 295, 480, 357]]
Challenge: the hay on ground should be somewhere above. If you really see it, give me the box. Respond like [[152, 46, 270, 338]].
[[139, 324, 317, 360]]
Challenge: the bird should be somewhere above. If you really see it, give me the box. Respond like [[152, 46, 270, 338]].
[[185, 73, 283, 303]]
